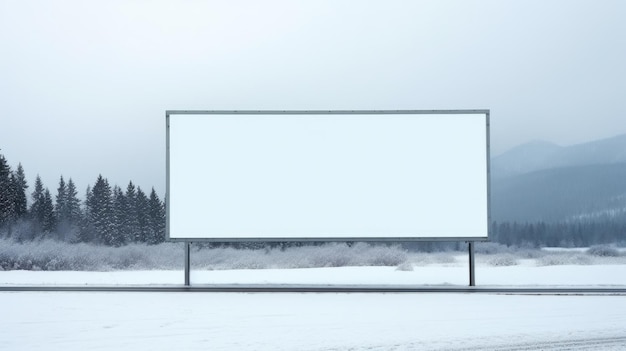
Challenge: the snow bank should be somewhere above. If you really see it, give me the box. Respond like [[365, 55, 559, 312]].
[[2, 264, 626, 286]]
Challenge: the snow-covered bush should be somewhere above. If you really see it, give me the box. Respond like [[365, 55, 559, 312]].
[[537, 254, 592, 266], [587, 245, 620, 257], [192, 242, 409, 270], [474, 242, 512, 255], [352, 243, 408, 266], [395, 261, 414, 271], [0, 239, 409, 271], [488, 254, 518, 267], [9, 238, 626, 271], [300, 244, 354, 268], [411, 252, 457, 265], [515, 248, 546, 259], [0, 239, 184, 271]]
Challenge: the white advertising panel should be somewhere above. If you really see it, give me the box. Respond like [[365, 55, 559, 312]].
[[167, 111, 490, 241]]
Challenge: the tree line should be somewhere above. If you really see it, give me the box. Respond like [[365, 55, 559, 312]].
[[2, 151, 625, 248], [490, 220, 626, 248], [0, 153, 165, 246]]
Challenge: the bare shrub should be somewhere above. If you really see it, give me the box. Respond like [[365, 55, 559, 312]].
[[587, 245, 620, 257]]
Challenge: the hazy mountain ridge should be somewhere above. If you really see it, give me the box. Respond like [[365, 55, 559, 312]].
[[492, 133, 626, 178], [491, 140, 563, 178], [491, 134, 626, 223], [491, 162, 626, 222]]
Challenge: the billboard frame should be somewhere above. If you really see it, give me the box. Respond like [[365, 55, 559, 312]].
[[166, 110, 491, 243]]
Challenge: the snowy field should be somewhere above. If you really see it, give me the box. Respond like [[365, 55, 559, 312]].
[[3, 263, 626, 286], [2, 291, 626, 351], [3, 256, 626, 350]]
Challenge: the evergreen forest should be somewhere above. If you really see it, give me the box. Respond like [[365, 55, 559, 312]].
[[0, 153, 164, 246]]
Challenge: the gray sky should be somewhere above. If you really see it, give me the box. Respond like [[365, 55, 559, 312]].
[[1, 0, 625, 197]]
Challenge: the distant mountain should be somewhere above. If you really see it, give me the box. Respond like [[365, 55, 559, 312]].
[[490, 134, 626, 223], [492, 134, 626, 178], [491, 163, 626, 222]]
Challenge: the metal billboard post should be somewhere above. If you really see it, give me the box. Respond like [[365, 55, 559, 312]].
[[469, 241, 476, 286], [184, 242, 191, 286]]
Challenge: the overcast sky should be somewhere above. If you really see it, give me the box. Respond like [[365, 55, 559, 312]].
[[1, 0, 625, 197]]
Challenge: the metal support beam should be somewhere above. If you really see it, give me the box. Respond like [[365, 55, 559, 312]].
[[468, 241, 476, 286], [184, 242, 191, 286]]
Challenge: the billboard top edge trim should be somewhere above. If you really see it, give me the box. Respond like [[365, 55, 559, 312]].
[[166, 109, 490, 116], [166, 237, 490, 242]]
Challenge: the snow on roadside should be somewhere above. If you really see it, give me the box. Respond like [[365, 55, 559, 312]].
[[2, 263, 626, 286]]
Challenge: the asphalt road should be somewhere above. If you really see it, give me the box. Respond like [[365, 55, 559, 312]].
[[2, 284, 626, 294]]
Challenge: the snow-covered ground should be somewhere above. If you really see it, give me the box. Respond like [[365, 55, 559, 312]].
[[2, 264, 626, 286], [2, 253, 626, 286], [2, 260, 626, 350], [2, 291, 626, 350]]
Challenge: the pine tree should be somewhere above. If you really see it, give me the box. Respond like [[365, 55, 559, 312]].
[[147, 188, 165, 244], [55, 176, 83, 241], [65, 178, 82, 226], [6, 174, 19, 236], [88, 175, 115, 245], [41, 189, 56, 234], [125, 181, 140, 242], [3, 163, 29, 239], [30, 175, 46, 235], [55, 176, 68, 222], [12, 164, 28, 219], [78, 185, 94, 243], [135, 186, 149, 243], [55, 176, 68, 239], [112, 185, 128, 246], [0, 154, 14, 228]]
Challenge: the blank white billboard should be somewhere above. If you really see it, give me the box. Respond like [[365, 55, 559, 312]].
[[167, 111, 490, 241]]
